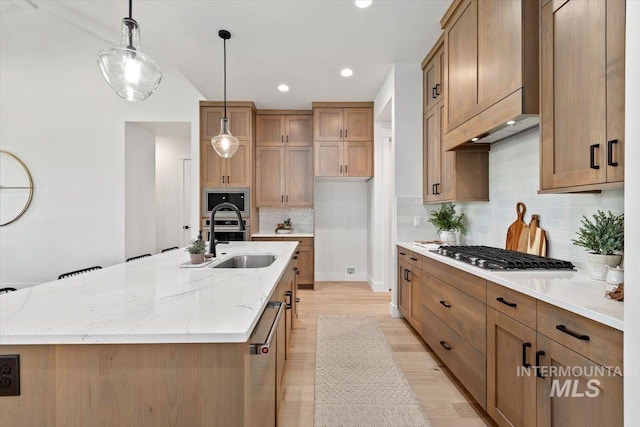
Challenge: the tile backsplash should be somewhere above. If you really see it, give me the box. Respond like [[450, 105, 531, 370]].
[[258, 208, 315, 233], [398, 129, 624, 270]]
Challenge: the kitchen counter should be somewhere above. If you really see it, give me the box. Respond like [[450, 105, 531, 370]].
[[252, 232, 314, 238], [398, 242, 624, 331], [0, 241, 298, 345]]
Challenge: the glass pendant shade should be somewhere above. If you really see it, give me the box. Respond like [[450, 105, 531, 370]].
[[211, 117, 240, 158], [97, 18, 162, 101]]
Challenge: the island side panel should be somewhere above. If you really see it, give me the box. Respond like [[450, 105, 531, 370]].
[[1, 343, 249, 427]]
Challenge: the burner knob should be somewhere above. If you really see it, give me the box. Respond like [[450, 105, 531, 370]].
[[454, 253, 462, 260], [469, 257, 478, 265], [478, 259, 487, 268], [442, 249, 449, 256]]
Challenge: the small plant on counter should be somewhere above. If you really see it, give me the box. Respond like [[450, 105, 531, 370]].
[[186, 238, 206, 254], [572, 210, 624, 255], [428, 203, 467, 234], [283, 218, 292, 229]]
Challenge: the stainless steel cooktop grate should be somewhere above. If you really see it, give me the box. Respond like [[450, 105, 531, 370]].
[[431, 245, 575, 271]]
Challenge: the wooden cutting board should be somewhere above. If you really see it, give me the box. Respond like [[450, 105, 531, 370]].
[[506, 202, 527, 251], [526, 215, 548, 256]]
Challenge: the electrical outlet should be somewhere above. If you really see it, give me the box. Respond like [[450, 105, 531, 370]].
[[0, 354, 20, 396], [346, 267, 355, 275], [413, 216, 422, 227]]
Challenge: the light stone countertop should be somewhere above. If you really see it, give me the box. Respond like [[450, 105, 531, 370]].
[[0, 242, 298, 345], [252, 232, 314, 238], [398, 242, 624, 331]]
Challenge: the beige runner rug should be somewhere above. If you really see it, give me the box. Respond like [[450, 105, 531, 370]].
[[314, 315, 432, 427]]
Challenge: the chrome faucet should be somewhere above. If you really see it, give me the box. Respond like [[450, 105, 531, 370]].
[[209, 202, 246, 257]]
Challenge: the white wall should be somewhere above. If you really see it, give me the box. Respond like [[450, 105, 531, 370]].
[[314, 181, 368, 281], [0, 7, 203, 286], [124, 124, 156, 260], [155, 135, 190, 253], [258, 208, 314, 234], [624, 1, 640, 424]]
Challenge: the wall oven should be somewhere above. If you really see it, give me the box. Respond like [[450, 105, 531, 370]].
[[202, 187, 250, 218], [202, 218, 250, 242]]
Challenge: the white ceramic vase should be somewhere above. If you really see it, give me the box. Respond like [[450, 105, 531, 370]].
[[586, 253, 622, 281], [440, 230, 457, 245]]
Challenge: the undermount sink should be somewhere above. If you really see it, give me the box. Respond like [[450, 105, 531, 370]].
[[211, 254, 277, 269]]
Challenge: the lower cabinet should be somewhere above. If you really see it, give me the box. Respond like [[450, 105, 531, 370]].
[[253, 236, 314, 289], [397, 258, 422, 332]]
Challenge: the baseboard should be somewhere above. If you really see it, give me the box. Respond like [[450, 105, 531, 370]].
[[366, 275, 386, 292], [389, 302, 401, 318], [315, 273, 368, 282]]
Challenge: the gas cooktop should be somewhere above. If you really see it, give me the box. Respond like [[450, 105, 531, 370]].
[[431, 245, 575, 271]]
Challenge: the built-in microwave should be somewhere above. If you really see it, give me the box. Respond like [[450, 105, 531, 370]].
[[202, 187, 250, 218]]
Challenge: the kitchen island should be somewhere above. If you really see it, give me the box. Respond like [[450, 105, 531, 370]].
[[0, 241, 298, 427]]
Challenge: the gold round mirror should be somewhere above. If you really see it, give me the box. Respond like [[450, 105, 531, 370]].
[[0, 150, 34, 226]]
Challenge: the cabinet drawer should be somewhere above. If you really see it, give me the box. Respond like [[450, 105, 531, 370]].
[[487, 281, 537, 329], [252, 237, 283, 242], [422, 256, 486, 302], [282, 237, 313, 247], [397, 248, 422, 269], [422, 305, 487, 409], [423, 273, 486, 355], [537, 301, 623, 374]]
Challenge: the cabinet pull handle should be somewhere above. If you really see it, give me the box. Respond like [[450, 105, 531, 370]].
[[555, 324, 590, 341], [286, 195, 289, 202], [496, 297, 517, 308], [439, 300, 451, 308], [345, 165, 348, 174], [432, 184, 436, 195], [522, 342, 532, 368], [435, 83, 440, 96], [296, 251, 300, 255], [293, 256, 298, 260], [286, 135, 289, 143], [281, 135, 284, 142], [227, 175, 230, 183], [340, 129, 343, 138], [434, 183, 440, 195], [399, 252, 406, 256], [535, 351, 546, 378], [410, 257, 418, 261], [281, 195, 284, 202], [340, 165, 343, 174], [345, 129, 348, 138], [432, 87, 437, 99], [285, 290, 292, 309], [222, 175, 225, 184], [607, 139, 619, 166], [590, 144, 600, 169], [403, 269, 409, 281], [296, 297, 300, 303], [406, 269, 411, 282], [439, 341, 452, 351]]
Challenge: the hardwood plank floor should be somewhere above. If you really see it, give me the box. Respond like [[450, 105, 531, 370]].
[[279, 281, 494, 427]]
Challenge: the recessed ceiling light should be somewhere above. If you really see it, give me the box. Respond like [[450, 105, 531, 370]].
[[506, 120, 516, 126], [471, 137, 479, 142], [341, 68, 353, 77], [355, 0, 372, 8], [278, 84, 289, 92]]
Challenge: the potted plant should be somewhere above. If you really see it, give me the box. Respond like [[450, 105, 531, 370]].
[[186, 237, 207, 264], [572, 210, 624, 280], [428, 203, 467, 245], [275, 218, 293, 234]]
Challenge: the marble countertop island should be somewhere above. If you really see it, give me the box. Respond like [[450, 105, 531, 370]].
[[398, 242, 624, 331], [0, 241, 298, 345]]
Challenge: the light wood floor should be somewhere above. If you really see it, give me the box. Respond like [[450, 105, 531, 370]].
[[279, 281, 494, 427]]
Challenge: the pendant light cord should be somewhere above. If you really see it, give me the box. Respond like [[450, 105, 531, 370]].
[[129, 0, 132, 19], [223, 37, 227, 118]]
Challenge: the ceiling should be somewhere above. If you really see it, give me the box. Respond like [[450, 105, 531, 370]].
[[5, 0, 450, 110]]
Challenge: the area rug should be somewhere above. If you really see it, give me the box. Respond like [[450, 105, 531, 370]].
[[314, 315, 432, 426]]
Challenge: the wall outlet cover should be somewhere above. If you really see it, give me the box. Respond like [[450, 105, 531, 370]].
[[413, 216, 422, 227], [346, 267, 355, 275]]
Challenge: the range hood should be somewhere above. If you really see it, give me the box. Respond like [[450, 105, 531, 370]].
[[468, 116, 540, 145]]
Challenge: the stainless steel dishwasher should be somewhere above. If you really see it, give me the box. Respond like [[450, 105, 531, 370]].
[[248, 301, 284, 427]]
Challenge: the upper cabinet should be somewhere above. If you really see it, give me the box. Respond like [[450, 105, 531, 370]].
[[441, 0, 539, 150], [313, 103, 373, 178], [540, 0, 625, 193], [255, 111, 314, 207], [199, 101, 256, 188], [423, 41, 444, 113]]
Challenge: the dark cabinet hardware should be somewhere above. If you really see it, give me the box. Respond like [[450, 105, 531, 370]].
[[286, 135, 289, 143], [340, 165, 343, 173], [434, 183, 440, 195], [345, 129, 348, 138], [555, 324, 590, 341], [296, 297, 300, 303], [535, 351, 546, 378], [406, 270, 411, 282], [182, 225, 190, 230], [222, 175, 225, 183], [403, 269, 409, 281], [496, 297, 517, 308], [293, 256, 298, 260], [281, 195, 284, 202], [410, 257, 418, 261], [345, 165, 348, 174], [296, 251, 300, 255], [439, 341, 452, 351], [589, 144, 600, 169], [607, 139, 619, 166], [439, 300, 451, 308], [281, 135, 284, 142], [435, 83, 440, 96], [286, 195, 289, 202], [522, 342, 532, 368], [432, 184, 436, 195], [432, 87, 437, 99], [340, 129, 343, 138], [285, 290, 292, 309], [399, 252, 406, 256]]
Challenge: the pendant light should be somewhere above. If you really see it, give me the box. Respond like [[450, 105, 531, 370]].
[[211, 30, 240, 159], [97, 0, 162, 101]]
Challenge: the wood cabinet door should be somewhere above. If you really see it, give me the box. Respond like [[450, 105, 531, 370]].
[[445, 0, 478, 132], [285, 115, 313, 146], [256, 147, 284, 207], [226, 140, 251, 187], [285, 146, 313, 207], [477, 0, 523, 111], [344, 108, 372, 141], [202, 141, 226, 187], [541, 0, 607, 189], [409, 267, 422, 333], [201, 107, 223, 140], [605, 0, 625, 183], [536, 333, 623, 427], [487, 308, 537, 427], [314, 108, 343, 141], [256, 115, 284, 146], [423, 106, 440, 203], [437, 102, 456, 202], [398, 261, 411, 319], [424, 52, 441, 112], [344, 141, 372, 177], [315, 141, 343, 177], [226, 107, 252, 140], [296, 244, 314, 286]]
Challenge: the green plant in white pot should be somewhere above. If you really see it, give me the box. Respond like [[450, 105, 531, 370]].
[[186, 237, 207, 264], [428, 203, 467, 245], [572, 210, 624, 281]]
